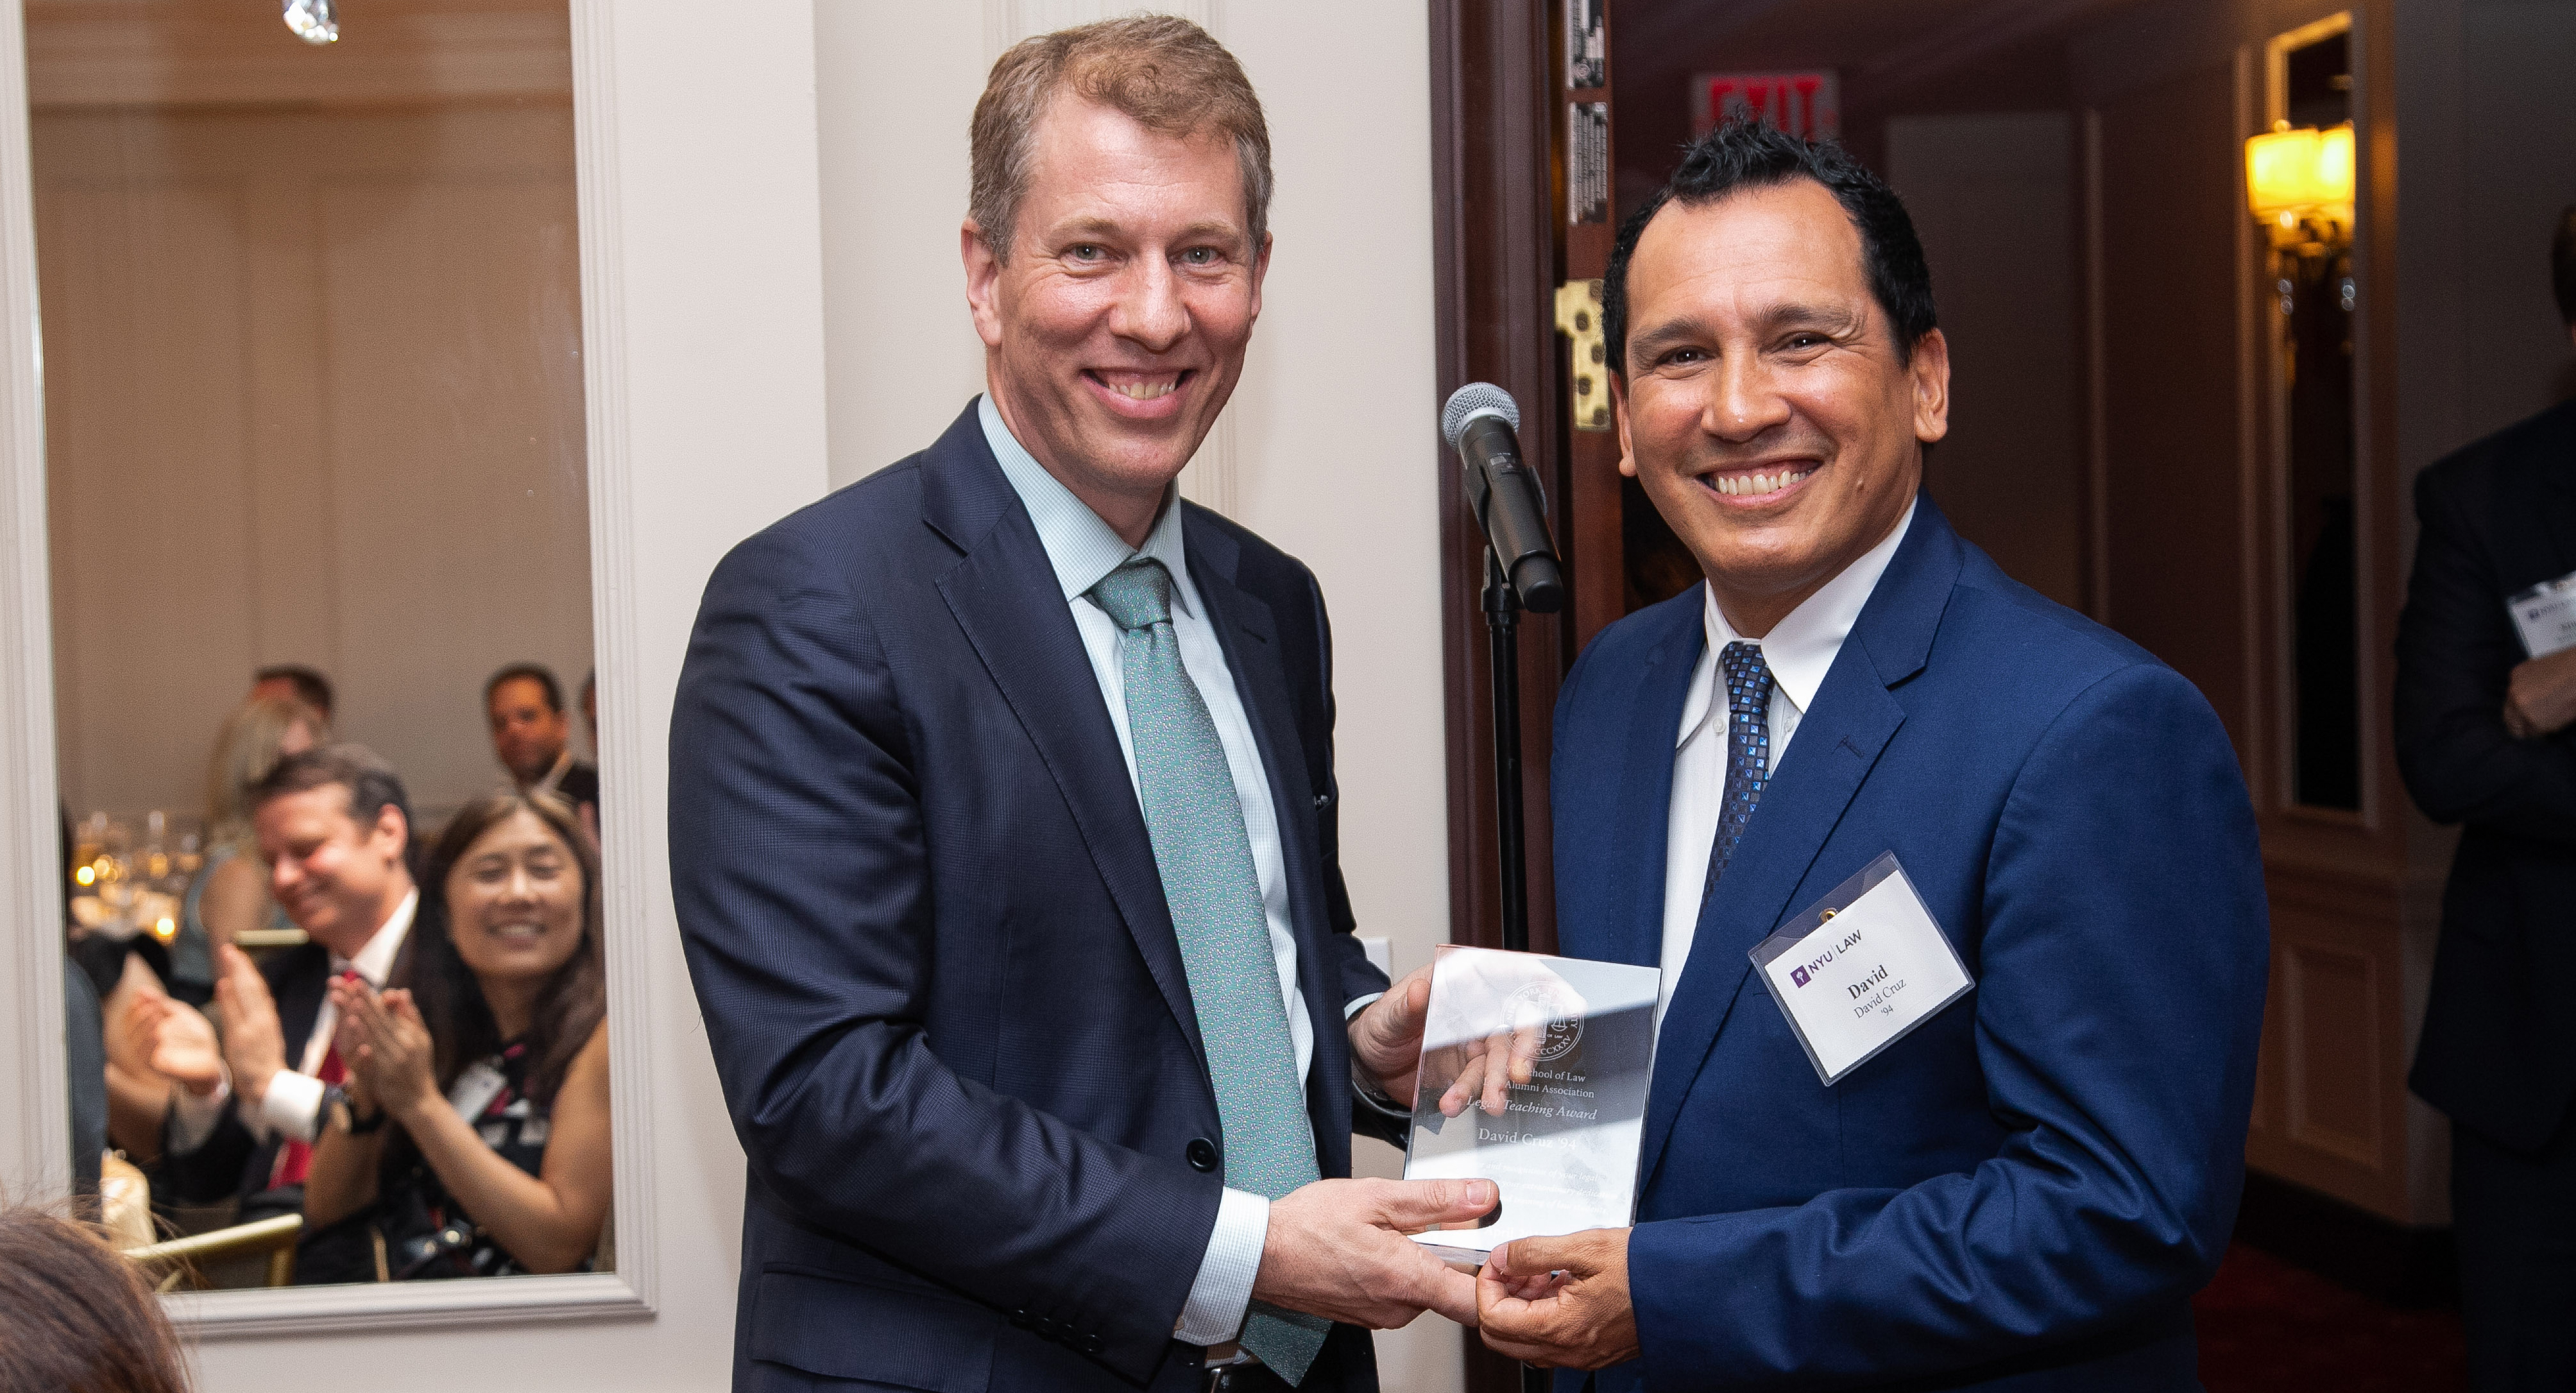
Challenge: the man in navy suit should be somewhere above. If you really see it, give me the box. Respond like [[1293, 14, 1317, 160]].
[[1474, 122, 2269, 1389], [670, 17, 1490, 1392]]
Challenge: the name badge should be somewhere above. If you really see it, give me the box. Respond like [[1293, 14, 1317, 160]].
[[2507, 570, 2576, 658], [1749, 852, 1974, 1086], [447, 1059, 509, 1122]]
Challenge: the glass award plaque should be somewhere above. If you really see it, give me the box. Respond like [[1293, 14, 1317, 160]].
[[1403, 944, 1661, 1265]]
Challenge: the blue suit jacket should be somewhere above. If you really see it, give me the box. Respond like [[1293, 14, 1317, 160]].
[[669, 406, 1396, 1392], [1549, 500, 2267, 1392]]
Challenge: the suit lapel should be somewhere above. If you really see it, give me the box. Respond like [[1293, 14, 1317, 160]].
[[1635, 499, 1960, 1188], [925, 413, 1208, 1064], [1603, 602, 1705, 970]]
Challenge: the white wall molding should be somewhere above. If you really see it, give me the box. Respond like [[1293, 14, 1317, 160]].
[[0, 0, 71, 1208]]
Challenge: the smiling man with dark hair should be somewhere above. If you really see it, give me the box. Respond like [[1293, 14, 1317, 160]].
[[1476, 120, 2271, 1390]]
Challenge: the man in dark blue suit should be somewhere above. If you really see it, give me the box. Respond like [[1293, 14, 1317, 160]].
[[1474, 123, 2270, 1389], [669, 17, 1490, 1393]]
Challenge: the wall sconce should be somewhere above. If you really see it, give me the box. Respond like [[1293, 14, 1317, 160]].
[[2245, 120, 2353, 250]]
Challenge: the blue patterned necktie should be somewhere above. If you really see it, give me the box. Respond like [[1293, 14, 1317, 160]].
[[1704, 641, 1776, 892], [1088, 558, 1329, 1384]]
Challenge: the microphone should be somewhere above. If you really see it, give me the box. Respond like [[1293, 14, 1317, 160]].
[[1442, 383, 1565, 613]]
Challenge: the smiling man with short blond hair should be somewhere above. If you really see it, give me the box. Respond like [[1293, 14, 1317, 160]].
[[671, 17, 1486, 1393]]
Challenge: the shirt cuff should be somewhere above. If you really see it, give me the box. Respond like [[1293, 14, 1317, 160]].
[[166, 1065, 232, 1154], [1343, 991, 1383, 1020], [257, 1069, 326, 1145], [1176, 1188, 1269, 1347]]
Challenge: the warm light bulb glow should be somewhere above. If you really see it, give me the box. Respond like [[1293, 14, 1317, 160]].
[[73, 864, 94, 886], [2314, 124, 2354, 203], [2245, 122, 2355, 228], [154, 916, 176, 941]]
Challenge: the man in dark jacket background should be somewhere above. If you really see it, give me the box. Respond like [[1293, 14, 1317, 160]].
[[2396, 203, 2576, 1392]]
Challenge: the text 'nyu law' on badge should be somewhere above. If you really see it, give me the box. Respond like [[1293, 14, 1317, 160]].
[[1750, 851, 1974, 1086]]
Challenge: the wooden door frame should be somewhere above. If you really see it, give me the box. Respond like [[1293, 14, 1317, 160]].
[[1430, 0, 1574, 975]]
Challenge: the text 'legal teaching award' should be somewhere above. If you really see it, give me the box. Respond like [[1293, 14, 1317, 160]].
[[1404, 944, 1660, 1265]]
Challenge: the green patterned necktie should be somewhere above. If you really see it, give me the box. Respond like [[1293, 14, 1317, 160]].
[[1089, 558, 1329, 1385]]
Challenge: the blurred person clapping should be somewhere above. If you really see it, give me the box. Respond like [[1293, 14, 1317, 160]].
[[302, 792, 610, 1279]]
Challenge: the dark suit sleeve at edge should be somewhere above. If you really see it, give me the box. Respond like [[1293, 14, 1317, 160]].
[[1630, 663, 2269, 1390], [2394, 466, 2576, 842], [668, 527, 1218, 1382]]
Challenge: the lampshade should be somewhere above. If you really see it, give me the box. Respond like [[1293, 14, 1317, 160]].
[[2245, 121, 2355, 225]]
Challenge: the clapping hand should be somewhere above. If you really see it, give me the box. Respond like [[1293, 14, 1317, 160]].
[[126, 993, 223, 1096], [212, 944, 289, 1107], [330, 977, 439, 1120]]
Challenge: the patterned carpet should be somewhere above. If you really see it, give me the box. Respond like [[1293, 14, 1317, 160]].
[[2196, 1243, 2467, 1392]]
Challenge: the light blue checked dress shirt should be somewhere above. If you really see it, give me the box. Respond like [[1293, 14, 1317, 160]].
[[978, 396, 1369, 1349]]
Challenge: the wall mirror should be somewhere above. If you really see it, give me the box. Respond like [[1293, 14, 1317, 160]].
[[26, 0, 645, 1330], [2258, 12, 2362, 814]]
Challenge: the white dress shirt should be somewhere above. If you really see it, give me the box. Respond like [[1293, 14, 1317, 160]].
[[981, 397, 1357, 1347], [169, 887, 419, 1151], [1655, 503, 1915, 1035]]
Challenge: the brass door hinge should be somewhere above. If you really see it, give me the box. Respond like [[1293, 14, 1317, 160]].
[[1554, 279, 1611, 432]]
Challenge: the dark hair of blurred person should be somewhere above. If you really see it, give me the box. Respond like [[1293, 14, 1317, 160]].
[[300, 790, 611, 1279], [250, 665, 334, 724], [0, 1207, 191, 1393]]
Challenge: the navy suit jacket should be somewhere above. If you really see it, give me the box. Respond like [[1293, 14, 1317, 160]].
[[669, 405, 1397, 1392], [1549, 500, 2268, 1391]]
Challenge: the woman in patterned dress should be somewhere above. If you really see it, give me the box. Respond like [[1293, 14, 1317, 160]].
[[302, 790, 610, 1279]]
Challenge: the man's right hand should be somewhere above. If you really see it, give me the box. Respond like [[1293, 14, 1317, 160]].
[[2505, 646, 2576, 739], [213, 944, 288, 1109], [1250, 1177, 1495, 1329]]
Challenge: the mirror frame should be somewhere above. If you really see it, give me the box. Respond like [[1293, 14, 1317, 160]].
[[0, 0, 828, 1338]]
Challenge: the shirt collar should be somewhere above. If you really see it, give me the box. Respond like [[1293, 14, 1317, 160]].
[[336, 887, 418, 986], [978, 394, 1196, 617], [1677, 499, 1918, 748]]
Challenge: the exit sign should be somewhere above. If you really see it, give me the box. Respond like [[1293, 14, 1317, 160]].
[[1693, 71, 1840, 141]]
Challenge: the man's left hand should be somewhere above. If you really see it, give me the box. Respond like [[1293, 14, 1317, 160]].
[[1476, 1229, 1641, 1370], [2505, 647, 2576, 739], [1348, 963, 1435, 1104]]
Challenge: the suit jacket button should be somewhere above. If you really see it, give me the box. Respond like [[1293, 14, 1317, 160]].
[[1009, 1308, 1033, 1329], [1081, 1333, 1104, 1355], [1186, 1138, 1219, 1172]]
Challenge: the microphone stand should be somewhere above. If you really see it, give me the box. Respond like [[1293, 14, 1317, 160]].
[[1481, 547, 1551, 1393], [1484, 547, 1531, 958]]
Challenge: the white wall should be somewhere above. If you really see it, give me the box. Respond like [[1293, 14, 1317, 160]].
[[814, 3, 1458, 1386]]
